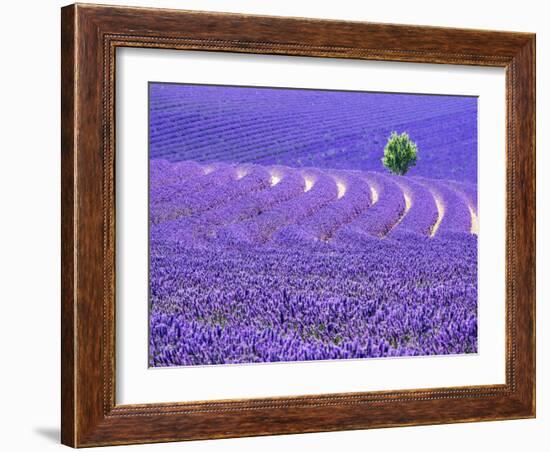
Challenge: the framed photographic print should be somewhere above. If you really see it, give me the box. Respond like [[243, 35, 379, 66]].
[[61, 3, 536, 447]]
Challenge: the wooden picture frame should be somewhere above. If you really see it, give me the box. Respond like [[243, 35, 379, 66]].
[[61, 3, 535, 447]]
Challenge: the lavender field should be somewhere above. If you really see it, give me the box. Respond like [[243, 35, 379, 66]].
[[148, 83, 478, 367]]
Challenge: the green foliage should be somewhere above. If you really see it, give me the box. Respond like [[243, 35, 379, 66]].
[[381, 132, 418, 175]]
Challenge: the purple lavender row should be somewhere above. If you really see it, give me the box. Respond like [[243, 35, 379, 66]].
[[445, 180, 477, 211], [418, 179, 472, 238], [149, 159, 204, 192], [333, 173, 406, 242], [215, 169, 338, 245], [151, 165, 271, 225], [151, 166, 306, 244], [149, 238, 477, 366], [150, 162, 234, 207], [149, 159, 171, 181], [272, 172, 372, 244], [389, 178, 439, 240], [150, 164, 237, 224]]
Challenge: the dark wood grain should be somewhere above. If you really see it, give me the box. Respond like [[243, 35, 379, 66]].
[[60, 5, 76, 446], [61, 3, 536, 447]]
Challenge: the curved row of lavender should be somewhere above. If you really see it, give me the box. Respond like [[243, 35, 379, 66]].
[[148, 83, 478, 367]]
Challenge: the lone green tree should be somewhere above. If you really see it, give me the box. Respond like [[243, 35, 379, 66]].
[[381, 131, 418, 175]]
